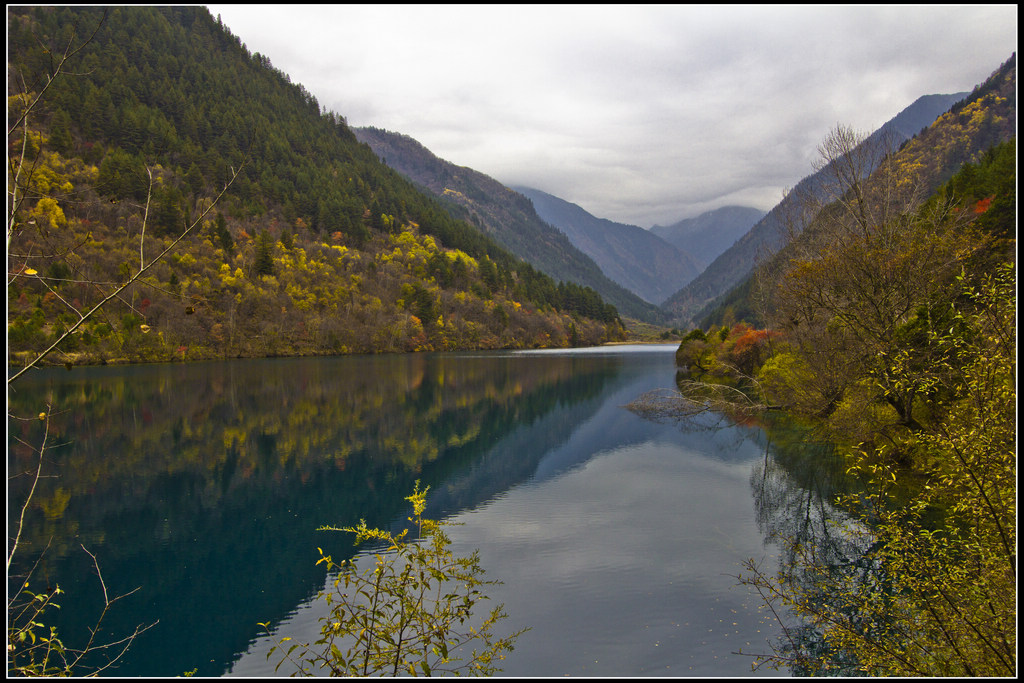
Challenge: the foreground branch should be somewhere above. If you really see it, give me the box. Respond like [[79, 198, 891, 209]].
[[8, 160, 244, 384]]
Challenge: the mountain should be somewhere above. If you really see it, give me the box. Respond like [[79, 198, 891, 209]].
[[650, 206, 766, 269], [352, 126, 665, 323], [512, 187, 704, 306], [694, 55, 1015, 329], [7, 6, 627, 368], [661, 90, 971, 326]]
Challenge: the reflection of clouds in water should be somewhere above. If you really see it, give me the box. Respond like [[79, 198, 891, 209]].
[[231, 431, 784, 677], [223, 350, 789, 677], [457, 442, 763, 579], [439, 441, 781, 676]]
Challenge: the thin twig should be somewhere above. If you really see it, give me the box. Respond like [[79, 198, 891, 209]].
[[8, 160, 245, 384], [7, 404, 51, 571]]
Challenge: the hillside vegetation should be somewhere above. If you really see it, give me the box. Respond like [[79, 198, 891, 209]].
[[663, 90, 972, 327], [668, 56, 1015, 677], [7, 6, 625, 369], [353, 126, 665, 323]]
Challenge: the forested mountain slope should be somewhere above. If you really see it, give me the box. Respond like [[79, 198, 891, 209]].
[[353, 126, 666, 323], [7, 6, 626, 368], [696, 54, 1015, 329], [513, 186, 704, 305], [661, 90, 972, 326], [670, 74, 1015, 677]]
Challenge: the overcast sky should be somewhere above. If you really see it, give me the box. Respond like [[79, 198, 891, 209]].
[[206, 4, 1017, 227]]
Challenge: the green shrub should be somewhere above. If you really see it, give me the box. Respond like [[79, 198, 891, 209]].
[[261, 483, 527, 676]]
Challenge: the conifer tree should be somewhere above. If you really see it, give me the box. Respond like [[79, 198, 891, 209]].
[[253, 228, 275, 276]]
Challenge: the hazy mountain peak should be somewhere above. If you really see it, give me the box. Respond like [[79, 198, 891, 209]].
[[650, 205, 766, 268], [660, 89, 974, 326], [512, 186, 704, 306], [353, 127, 666, 322]]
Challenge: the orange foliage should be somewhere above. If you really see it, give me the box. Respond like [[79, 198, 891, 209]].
[[732, 328, 771, 355], [726, 327, 774, 375]]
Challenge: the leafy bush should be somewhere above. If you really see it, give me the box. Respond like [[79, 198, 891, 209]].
[[261, 483, 527, 676]]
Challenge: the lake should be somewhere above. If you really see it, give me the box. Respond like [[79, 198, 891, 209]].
[[8, 344, 836, 677]]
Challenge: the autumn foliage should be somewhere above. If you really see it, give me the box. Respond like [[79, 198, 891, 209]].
[[6, 6, 626, 370], [675, 322, 777, 379]]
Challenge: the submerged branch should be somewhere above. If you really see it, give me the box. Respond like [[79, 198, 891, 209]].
[[626, 381, 773, 424]]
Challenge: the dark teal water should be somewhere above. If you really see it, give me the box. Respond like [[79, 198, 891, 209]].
[[8, 345, 818, 677]]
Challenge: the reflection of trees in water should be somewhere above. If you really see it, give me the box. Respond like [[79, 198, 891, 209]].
[[626, 390, 885, 674], [750, 419, 853, 551], [745, 418, 891, 676], [6, 353, 618, 677], [7, 355, 615, 558]]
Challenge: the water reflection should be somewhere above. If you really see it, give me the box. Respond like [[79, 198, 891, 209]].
[[8, 350, 625, 677], [9, 345, 821, 677], [746, 416, 876, 674], [231, 348, 789, 678]]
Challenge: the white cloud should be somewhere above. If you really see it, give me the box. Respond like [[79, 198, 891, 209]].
[[207, 4, 1017, 226]]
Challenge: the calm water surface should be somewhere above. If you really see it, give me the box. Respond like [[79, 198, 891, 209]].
[[9, 345, 814, 677]]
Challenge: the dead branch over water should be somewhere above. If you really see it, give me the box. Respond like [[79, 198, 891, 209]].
[[626, 381, 770, 423]]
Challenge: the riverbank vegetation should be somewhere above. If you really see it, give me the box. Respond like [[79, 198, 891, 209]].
[[664, 126, 1016, 675]]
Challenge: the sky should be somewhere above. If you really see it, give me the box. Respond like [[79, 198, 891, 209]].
[[206, 4, 1017, 228]]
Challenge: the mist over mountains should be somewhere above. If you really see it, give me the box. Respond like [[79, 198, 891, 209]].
[[353, 126, 665, 322], [511, 186, 705, 306], [357, 84, 985, 327], [650, 206, 767, 269]]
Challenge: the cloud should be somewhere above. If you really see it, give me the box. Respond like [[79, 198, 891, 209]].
[[207, 5, 1016, 227]]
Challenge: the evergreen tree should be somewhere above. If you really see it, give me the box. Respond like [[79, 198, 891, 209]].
[[49, 108, 74, 155], [253, 229, 275, 276], [212, 212, 234, 256]]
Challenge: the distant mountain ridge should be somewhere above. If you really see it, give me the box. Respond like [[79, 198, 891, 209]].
[[694, 55, 1016, 329], [512, 186, 704, 305], [650, 206, 766, 268], [660, 90, 971, 326], [353, 126, 666, 322]]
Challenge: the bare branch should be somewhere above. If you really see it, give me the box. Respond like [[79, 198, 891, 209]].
[[140, 168, 153, 271], [7, 159, 246, 384], [7, 405, 52, 571], [81, 545, 110, 605], [6, 9, 108, 137], [626, 381, 770, 423]]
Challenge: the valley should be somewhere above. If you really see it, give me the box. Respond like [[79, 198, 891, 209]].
[[7, 7, 1016, 679]]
